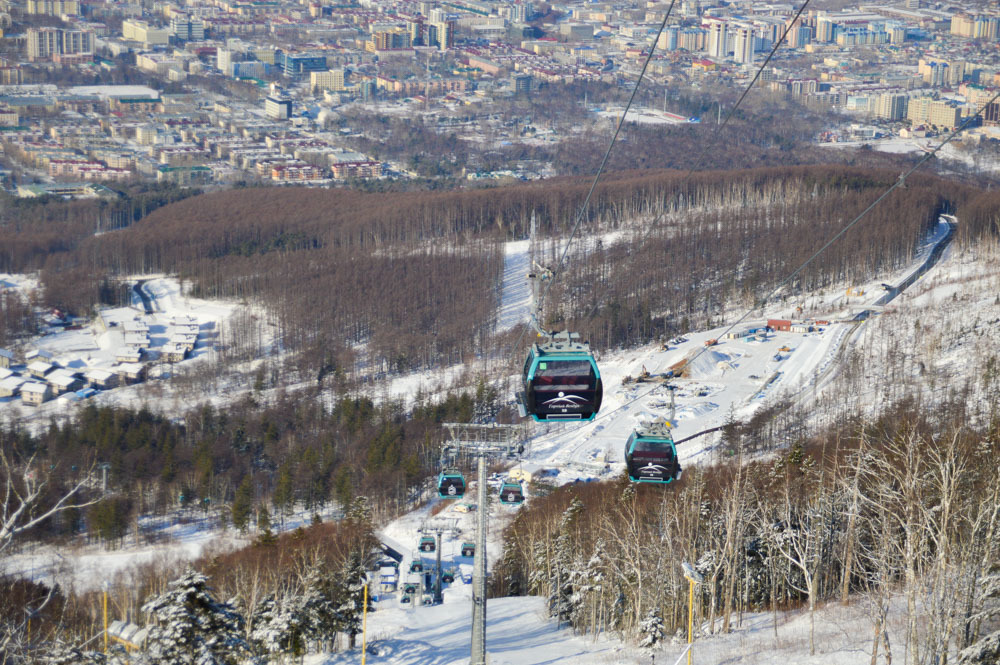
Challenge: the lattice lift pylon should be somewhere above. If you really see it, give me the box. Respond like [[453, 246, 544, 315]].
[[440, 423, 527, 665]]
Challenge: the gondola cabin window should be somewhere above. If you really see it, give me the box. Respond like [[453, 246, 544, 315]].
[[533, 360, 597, 391]]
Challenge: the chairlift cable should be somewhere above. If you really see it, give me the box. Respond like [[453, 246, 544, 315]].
[[511, 0, 812, 427], [511, 0, 808, 366], [507, 0, 678, 361], [590, 88, 1000, 432]]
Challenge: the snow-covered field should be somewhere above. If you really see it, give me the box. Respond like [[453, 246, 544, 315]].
[[316, 586, 909, 664], [0, 277, 239, 424], [823, 133, 1000, 172], [598, 106, 695, 126]]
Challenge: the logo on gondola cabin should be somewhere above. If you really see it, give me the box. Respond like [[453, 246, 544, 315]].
[[541, 392, 586, 408], [447, 485, 457, 495], [640, 464, 668, 476]]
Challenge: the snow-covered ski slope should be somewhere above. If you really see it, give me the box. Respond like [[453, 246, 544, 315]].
[[511, 217, 954, 484], [347, 218, 958, 664]]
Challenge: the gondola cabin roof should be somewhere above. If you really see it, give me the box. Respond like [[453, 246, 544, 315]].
[[634, 421, 674, 441], [525, 340, 601, 376], [530, 336, 596, 359]]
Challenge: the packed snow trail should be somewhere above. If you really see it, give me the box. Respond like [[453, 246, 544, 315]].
[[321, 595, 633, 665], [497, 240, 531, 331], [514, 216, 958, 482]]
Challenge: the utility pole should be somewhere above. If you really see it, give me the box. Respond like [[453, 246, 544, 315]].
[[434, 530, 443, 605], [470, 455, 487, 665], [682, 562, 704, 665], [99, 463, 111, 493]]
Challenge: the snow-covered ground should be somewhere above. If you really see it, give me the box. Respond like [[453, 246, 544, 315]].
[[823, 133, 1000, 172], [0, 277, 237, 423], [598, 106, 695, 126], [0, 212, 983, 664], [497, 239, 531, 332], [315, 586, 908, 664], [2, 504, 343, 593]]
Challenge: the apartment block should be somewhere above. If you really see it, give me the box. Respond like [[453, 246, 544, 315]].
[[875, 92, 908, 121], [26, 27, 60, 61], [311, 69, 345, 91], [122, 19, 170, 46]]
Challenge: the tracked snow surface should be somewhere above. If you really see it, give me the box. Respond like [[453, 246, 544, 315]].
[[7, 216, 994, 664]]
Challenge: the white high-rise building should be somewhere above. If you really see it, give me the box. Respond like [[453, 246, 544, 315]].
[[658, 25, 680, 51], [217, 48, 234, 76], [733, 24, 754, 64], [876, 92, 908, 121], [707, 20, 728, 58]]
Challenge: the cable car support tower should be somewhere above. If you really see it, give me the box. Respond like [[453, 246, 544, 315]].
[[441, 422, 526, 665], [418, 518, 461, 606]]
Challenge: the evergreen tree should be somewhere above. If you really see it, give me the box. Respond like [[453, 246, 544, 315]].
[[549, 497, 584, 623], [249, 595, 305, 658], [345, 495, 372, 526], [141, 570, 247, 665], [638, 607, 666, 648], [256, 505, 272, 535], [272, 463, 294, 523], [610, 587, 627, 633], [298, 567, 340, 648], [332, 468, 353, 511], [569, 539, 607, 629], [497, 539, 525, 596], [42, 642, 122, 664], [958, 631, 1000, 664], [527, 540, 548, 598], [231, 478, 252, 534], [334, 552, 371, 649]]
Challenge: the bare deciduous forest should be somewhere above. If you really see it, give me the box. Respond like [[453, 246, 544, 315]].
[[6, 165, 969, 376], [3, 159, 1000, 663], [493, 399, 1000, 663]]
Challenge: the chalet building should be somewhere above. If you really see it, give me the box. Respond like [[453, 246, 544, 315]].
[[171, 321, 199, 335], [25, 349, 54, 362], [85, 368, 118, 390], [161, 343, 188, 363], [122, 319, 149, 333], [124, 332, 151, 349], [21, 382, 51, 406], [169, 332, 198, 351], [767, 319, 792, 332], [27, 360, 55, 379], [47, 369, 84, 394], [116, 362, 146, 385], [0, 348, 12, 368], [0, 375, 26, 397], [116, 348, 143, 363]]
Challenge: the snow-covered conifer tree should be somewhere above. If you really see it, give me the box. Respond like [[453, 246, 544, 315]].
[[638, 607, 665, 648], [249, 594, 305, 658], [42, 642, 128, 665], [333, 553, 371, 649], [298, 567, 340, 649], [548, 497, 584, 623], [141, 569, 247, 665], [957, 632, 1000, 665]]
